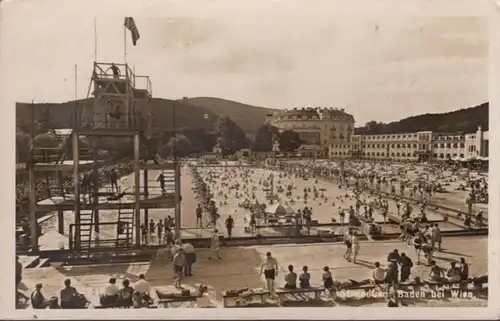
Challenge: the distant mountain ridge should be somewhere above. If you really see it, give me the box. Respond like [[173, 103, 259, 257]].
[[355, 102, 488, 135], [16, 97, 487, 137]]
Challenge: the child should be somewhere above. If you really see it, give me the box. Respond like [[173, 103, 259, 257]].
[[299, 266, 311, 289]]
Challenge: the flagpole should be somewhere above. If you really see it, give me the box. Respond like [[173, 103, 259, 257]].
[[124, 24, 127, 63], [94, 17, 98, 62]]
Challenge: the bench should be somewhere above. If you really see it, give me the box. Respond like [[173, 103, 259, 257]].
[[155, 288, 199, 308], [220, 289, 270, 308], [157, 295, 199, 308], [275, 287, 324, 304]]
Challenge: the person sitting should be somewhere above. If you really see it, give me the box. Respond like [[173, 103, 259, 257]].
[[283, 265, 297, 289], [428, 260, 445, 283], [446, 262, 461, 282], [31, 283, 49, 309], [372, 261, 386, 285], [134, 274, 152, 303], [322, 266, 335, 297], [60, 279, 83, 309], [101, 278, 120, 306], [132, 291, 150, 308], [118, 279, 135, 308], [299, 266, 311, 289]]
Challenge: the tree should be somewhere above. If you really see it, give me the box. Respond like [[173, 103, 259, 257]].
[[279, 130, 302, 152], [215, 116, 249, 155], [16, 128, 30, 163], [166, 134, 192, 157], [252, 124, 279, 151], [33, 133, 59, 148], [181, 127, 217, 154]]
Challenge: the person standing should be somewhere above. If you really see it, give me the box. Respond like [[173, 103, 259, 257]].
[[260, 252, 279, 298], [459, 257, 469, 281], [182, 243, 196, 277], [196, 204, 203, 228], [109, 168, 119, 194], [148, 219, 155, 243], [208, 229, 221, 260], [171, 248, 186, 289], [343, 230, 353, 261], [399, 253, 413, 282], [157, 172, 166, 194], [434, 223, 442, 251], [352, 231, 360, 263], [225, 215, 235, 239], [157, 219, 164, 245]]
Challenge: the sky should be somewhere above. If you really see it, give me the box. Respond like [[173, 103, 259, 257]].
[[0, 0, 488, 125]]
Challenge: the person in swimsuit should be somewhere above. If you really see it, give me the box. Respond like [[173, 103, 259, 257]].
[[284, 265, 297, 289], [343, 230, 353, 260], [322, 266, 335, 298], [446, 262, 461, 282], [172, 249, 186, 289], [299, 266, 311, 289], [260, 252, 279, 298], [352, 231, 360, 263], [413, 233, 423, 264], [60, 279, 79, 309], [429, 260, 445, 282]]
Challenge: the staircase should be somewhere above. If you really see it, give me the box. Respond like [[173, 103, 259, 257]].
[[79, 210, 94, 252], [116, 208, 134, 249]]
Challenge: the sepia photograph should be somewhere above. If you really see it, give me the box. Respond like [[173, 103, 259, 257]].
[[1, 0, 496, 318]]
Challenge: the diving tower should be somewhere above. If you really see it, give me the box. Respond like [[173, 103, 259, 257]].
[[26, 62, 182, 254]]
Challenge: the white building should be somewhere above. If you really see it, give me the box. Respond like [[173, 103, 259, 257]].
[[266, 107, 355, 158], [328, 126, 487, 162]]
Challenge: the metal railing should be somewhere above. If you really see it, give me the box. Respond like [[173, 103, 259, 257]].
[[32, 147, 63, 163], [134, 75, 153, 97], [93, 62, 135, 87]]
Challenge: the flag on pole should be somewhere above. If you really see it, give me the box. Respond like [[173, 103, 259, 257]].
[[124, 17, 140, 45]]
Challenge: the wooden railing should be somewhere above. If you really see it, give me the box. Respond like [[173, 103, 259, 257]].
[[93, 62, 135, 87]]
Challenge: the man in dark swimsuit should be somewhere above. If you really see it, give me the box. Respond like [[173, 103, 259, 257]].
[[109, 169, 119, 193]]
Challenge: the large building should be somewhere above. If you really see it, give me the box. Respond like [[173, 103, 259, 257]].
[[266, 107, 355, 158], [329, 126, 488, 161]]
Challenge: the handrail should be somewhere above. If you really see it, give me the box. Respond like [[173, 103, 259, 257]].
[[134, 75, 152, 96], [93, 62, 135, 87]]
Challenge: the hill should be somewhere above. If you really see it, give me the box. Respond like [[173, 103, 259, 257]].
[[16, 98, 221, 133], [179, 97, 276, 136], [355, 102, 488, 135], [16, 97, 274, 136]]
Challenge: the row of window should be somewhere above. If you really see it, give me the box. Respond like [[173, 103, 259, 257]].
[[332, 143, 474, 150], [361, 134, 431, 141], [362, 134, 418, 140], [433, 143, 465, 149], [330, 152, 466, 158], [432, 135, 464, 141]]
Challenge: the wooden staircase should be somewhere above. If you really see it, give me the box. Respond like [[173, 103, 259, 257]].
[[116, 207, 134, 249], [79, 210, 94, 251]]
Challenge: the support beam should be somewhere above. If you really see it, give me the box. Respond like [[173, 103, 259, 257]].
[[73, 133, 81, 250], [36, 199, 176, 211], [92, 145, 100, 234], [174, 162, 181, 238], [144, 169, 149, 225], [28, 148, 38, 251], [134, 133, 141, 246], [57, 210, 64, 234]]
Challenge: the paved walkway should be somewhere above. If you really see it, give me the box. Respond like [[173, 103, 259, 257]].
[[18, 235, 487, 308]]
